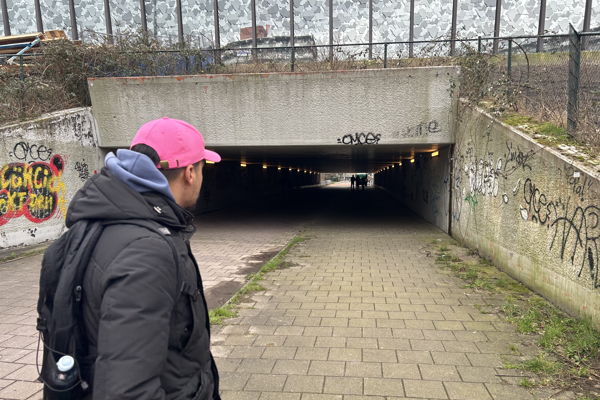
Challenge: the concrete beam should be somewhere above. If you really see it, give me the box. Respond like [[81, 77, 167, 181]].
[[88, 67, 459, 149]]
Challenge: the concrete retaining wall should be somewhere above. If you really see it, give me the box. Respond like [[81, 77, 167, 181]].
[[88, 67, 459, 149], [375, 146, 451, 233], [0, 108, 100, 249], [451, 105, 600, 325]]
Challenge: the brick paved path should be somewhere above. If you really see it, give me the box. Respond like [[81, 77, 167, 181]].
[[212, 186, 556, 400], [0, 186, 563, 399]]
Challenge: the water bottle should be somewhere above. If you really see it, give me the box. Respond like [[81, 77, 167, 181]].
[[43, 355, 82, 399]]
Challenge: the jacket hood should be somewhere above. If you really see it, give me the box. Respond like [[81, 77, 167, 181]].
[[104, 149, 174, 201], [66, 167, 193, 232]]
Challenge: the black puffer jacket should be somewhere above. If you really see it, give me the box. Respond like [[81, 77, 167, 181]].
[[66, 168, 220, 400]]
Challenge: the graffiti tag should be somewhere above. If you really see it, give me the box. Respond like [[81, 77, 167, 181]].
[[337, 132, 381, 145], [75, 161, 90, 181], [9, 141, 53, 162], [0, 155, 66, 226]]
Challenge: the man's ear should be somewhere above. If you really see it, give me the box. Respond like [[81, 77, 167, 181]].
[[184, 164, 195, 184]]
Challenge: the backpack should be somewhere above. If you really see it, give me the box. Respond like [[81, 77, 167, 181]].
[[36, 219, 180, 399]]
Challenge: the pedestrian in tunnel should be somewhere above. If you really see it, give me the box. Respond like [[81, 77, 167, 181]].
[[40, 117, 222, 400], [350, 174, 356, 190]]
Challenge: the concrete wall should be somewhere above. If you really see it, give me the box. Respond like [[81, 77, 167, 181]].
[[451, 105, 600, 326], [88, 67, 459, 148], [375, 146, 451, 233], [0, 108, 100, 249]]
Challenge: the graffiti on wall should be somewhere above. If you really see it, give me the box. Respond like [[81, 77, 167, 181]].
[[74, 160, 90, 181], [453, 121, 599, 289], [0, 154, 66, 226], [337, 132, 381, 145], [392, 120, 442, 139]]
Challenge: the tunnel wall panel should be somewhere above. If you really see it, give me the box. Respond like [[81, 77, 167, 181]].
[[0, 108, 100, 249], [451, 104, 600, 326], [375, 148, 451, 233]]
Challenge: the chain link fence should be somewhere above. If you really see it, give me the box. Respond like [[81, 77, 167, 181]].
[[1, 31, 599, 147]]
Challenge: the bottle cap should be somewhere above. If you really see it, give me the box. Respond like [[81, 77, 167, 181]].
[[56, 355, 75, 372]]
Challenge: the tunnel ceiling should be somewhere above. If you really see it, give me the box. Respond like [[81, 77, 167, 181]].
[[211, 144, 446, 173]]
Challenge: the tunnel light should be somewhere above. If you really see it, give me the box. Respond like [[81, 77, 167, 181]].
[[277, 167, 282, 171], [399, 162, 403, 166], [297, 168, 301, 172], [240, 162, 247, 167], [288, 168, 292, 171], [410, 158, 415, 164], [431, 151, 439, 157], [263, 164, 268, 169], [206, 160, 215, 164], [391, 164, 395, 168]]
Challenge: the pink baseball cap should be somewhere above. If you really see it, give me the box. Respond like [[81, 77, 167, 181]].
[[130, 117, 221, 169]]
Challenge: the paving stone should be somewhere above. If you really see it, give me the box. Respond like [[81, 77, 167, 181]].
[[431, 352, 471, 366], [419, 364, 461, 381], [295, 347, 330, 361], [403, 379, 448, 399], [259, 393, 300, 400], [382, 363, 421, 379], [284, 375, 324, 393], [273, 359, 310, 375], [484, 383, 534, 400], [0, 381, 42, 400], [363, 377, 404, 396], [299, 394, 342, 400], [445, 382, 492, 399], [245, 374, 287, 392], [456, 366, 502, 383], [221, 391, 260, 400], [308, 360, 345, 376], [328, 348, 362, 362], [323, 376, 363, 395], [362, 348, 397, 362], [262, 346, 297, 359]]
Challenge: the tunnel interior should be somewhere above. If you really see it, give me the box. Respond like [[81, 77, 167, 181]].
[[197, 143, 452, 234]]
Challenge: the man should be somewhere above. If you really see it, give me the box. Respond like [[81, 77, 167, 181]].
[[66, 117, 221, 399]]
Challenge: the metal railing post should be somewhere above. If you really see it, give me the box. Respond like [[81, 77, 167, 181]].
[[34, 0, 43, 32], [507, 38, 512, 79], [290, 0, 295, 71], [251, 0, 257, 61], [409, 0, 415, 58], [536, 0, 546, 52], [383, 43, 388, 68], [19, 55, 24, 81], [567, 24, 581, 134], [368, 0, 373, 59], [328, 0, 333, 61], [477, 36, 482, 53], [450, 0, 458, 56], [68, 0, 79, 40], [140, 0, 148, 37], [213, 0, 221, 63], [104, 0, 113, 42], [582, 0, 592, 50], [1, 0, 10, 36], [492, 0, 502, 54], [176, 0, 184, 47]]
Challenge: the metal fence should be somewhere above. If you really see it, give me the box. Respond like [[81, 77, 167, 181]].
[[1, 30, 599, 146]]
